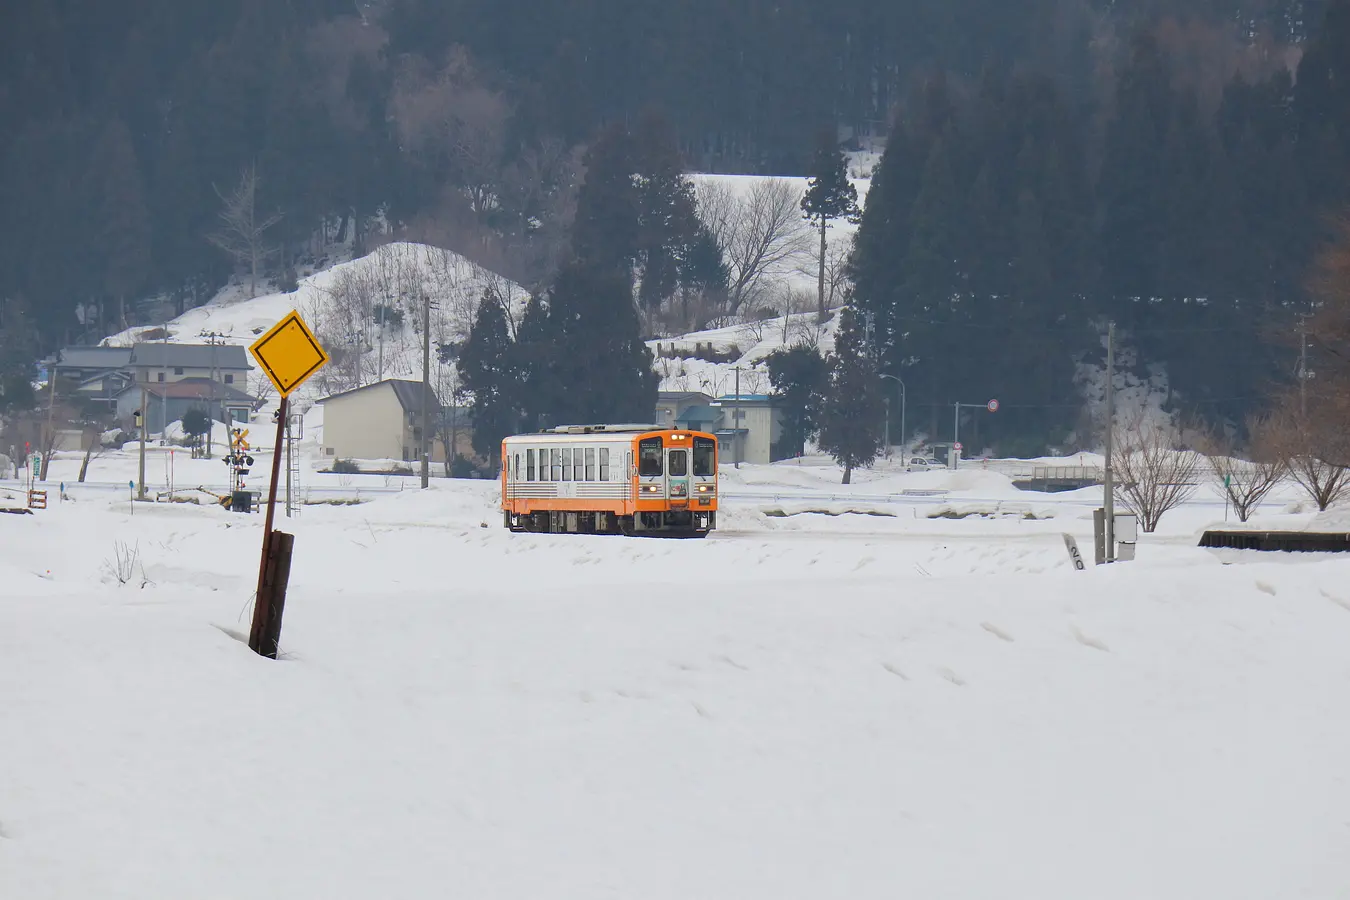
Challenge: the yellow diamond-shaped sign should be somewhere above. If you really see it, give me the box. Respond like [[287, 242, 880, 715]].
[[249, 310, 329, 397]]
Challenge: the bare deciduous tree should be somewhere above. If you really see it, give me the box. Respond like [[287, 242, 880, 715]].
[[1264, 399, 1350, 511], [1112, 414, 1203, 533], [1199, 416, 1287, 522], [697, 179, 811, 317], [207, 165, 283, 299]]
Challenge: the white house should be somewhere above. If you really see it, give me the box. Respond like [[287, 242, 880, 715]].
[[318, 379, 449, 464]]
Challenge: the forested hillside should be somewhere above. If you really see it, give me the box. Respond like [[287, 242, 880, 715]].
[[2, 0, 1349, 451]]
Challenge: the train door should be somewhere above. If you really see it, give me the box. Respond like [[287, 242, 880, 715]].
[[666, 445, 689, 502]]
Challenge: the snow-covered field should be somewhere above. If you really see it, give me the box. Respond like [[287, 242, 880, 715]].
[[4, 458, 1350, 899]]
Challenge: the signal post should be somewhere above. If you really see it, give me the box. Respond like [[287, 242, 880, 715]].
[[246, 311, 330, 659]]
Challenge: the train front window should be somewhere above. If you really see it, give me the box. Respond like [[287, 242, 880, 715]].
[[668, 449, 687, 476], [693, 437, 716, 476], [638, 437, 663, 476]]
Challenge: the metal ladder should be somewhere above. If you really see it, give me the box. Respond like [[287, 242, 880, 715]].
[[284, 413, 303, 517]]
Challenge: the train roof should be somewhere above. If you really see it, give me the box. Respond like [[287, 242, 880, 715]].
[[502, 425, 715, 444]]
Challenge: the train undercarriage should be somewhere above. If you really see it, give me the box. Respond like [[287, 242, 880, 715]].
[[504, 508, 715, 538]]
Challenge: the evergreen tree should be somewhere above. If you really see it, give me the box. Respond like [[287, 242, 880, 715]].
[[457, 291, 517, 470], [512, 294, 553, 431], [540, 257, 658, 425], [0, 297, 36, 416], [766, 344, 829, 458], [633, 111, 700, 318], [801, 131, 860, 321], [90, 118, 151, 329], [818, 307, 884, 484]]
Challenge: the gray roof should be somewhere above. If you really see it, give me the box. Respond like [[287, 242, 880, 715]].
[[657, 391, 714, 403], [319, 379, 442, 413], [675, 405, 722, 424], [55, 347, 134, 370], [128, 343, 250, 370]]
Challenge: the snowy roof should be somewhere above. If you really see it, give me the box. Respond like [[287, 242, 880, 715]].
[[318, 379, 442, 413], [54, 347, 134, 371], [657, 391, 715, 403], [713, 394, 774, 404], [128, 343, 250, 371]]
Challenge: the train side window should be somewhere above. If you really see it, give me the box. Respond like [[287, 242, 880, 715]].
[[514, 454, 520, 479], [693, 436, 716, 476], [599, 448, 610, 481], [585, 447, 596, 481], [638, 437, 663, 476], [552, 448, 562, 481], [527, 449, 536, 481], [562, 447, 572, 481]]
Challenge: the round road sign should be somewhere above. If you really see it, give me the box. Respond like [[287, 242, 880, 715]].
[[953, 441, 963, 451], [987, 399, 1000, 413]]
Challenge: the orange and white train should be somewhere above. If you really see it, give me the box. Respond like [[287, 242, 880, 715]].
[[501, 424, 719, 536]]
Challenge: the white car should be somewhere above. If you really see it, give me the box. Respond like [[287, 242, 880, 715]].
[[905, 456, 945, 472]]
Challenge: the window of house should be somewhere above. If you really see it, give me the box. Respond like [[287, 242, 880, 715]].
[[584, 447, 595, 481], [224, 374, 234, 384], [599, 448, 610, 481], [156, 372, 165, 382], [638, 437, 663, 476], [561, 447, 572, 481], [527, 449, 536, 481], [174, 367, 184, 375], [551, 448, 562, 481], [693, 437, 716, 476]]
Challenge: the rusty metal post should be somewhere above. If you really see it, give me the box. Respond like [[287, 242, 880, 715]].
[[256, 530, 295, 659], [249, 395, 289, 655]]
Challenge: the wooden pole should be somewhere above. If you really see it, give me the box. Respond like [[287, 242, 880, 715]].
[[249, 394, 289, 654]]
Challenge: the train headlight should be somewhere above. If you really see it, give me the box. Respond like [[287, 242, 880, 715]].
[[696, 483, 713, 493], [641, 484, 661, 494]]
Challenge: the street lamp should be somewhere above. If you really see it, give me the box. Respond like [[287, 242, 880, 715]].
[[879, 374, 905, 460]]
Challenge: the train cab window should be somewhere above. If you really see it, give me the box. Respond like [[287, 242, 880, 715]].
[[599, 448, 610, 481], [551, 448, 562, 481], [527, 449, 536, 481], [693, 436, 716, 476], [638, 437, 663, 476], [668, 449, 687, 476], [585, 448, 596, 481]]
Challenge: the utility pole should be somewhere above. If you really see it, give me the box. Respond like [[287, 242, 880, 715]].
[[421, 293, 431, 489], [41, 363, 56, 481], [137, 387, 147, 501], [1299, 316, 1308, 418], [883, 397, 890, 459], [1103, 321, 1116, 564], [160, 322, 168, 448], [377, 303, 386, 382], [200, 330, 227, 458], [733, 365, 741, 469]]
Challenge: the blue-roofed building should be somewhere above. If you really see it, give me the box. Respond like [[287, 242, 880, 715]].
[[655, 391, 785, 465]]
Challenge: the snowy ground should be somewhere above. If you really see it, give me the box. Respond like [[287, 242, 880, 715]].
[[4, 457, 1350, 899]]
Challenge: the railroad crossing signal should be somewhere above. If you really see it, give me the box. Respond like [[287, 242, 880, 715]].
[[249, 310, 330, 397]]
